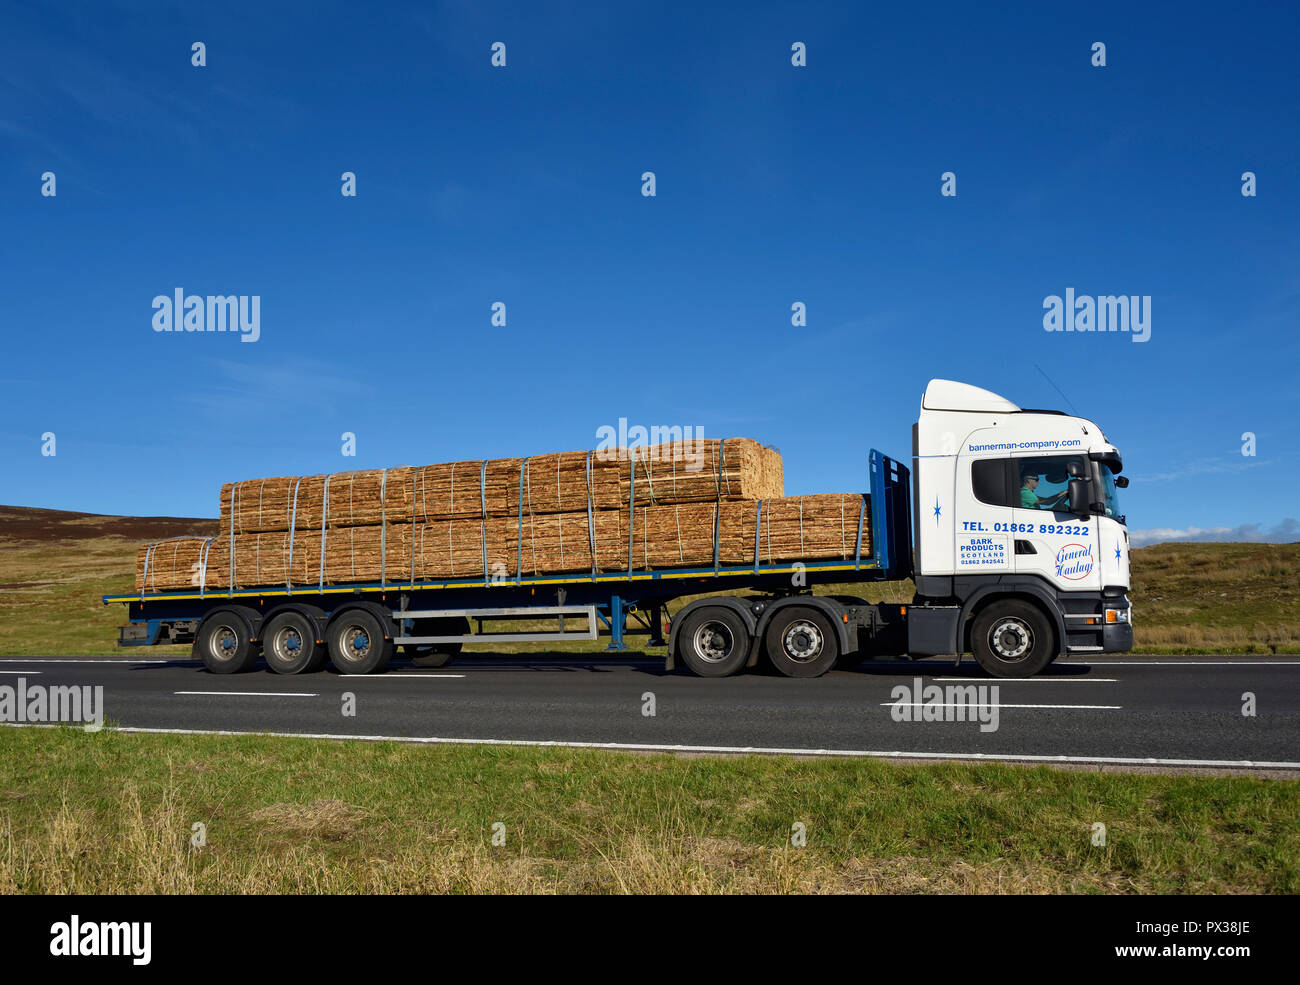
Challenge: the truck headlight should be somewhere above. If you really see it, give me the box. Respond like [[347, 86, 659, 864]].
[[1105, 607, 1129, 624]]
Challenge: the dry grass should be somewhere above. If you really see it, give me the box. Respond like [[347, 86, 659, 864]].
[[1125, 542, 1300, 652], [0, 782, 1223, 895], [0, 533, 194, 655], [1, 728, 1296, 894]]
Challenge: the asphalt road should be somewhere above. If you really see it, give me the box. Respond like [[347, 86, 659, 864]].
[[2, 653, 1298, 769]]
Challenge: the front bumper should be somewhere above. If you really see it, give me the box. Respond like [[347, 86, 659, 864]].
[[1063, 592, 1133, 654], [1101, 619, 1134, 652]]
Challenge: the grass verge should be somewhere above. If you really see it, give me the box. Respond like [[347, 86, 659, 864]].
[[1, 727, 1297, 893]]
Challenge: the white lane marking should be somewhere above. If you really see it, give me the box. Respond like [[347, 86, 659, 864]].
[[4, 722, 1295, 770], [882, 702, 1121, 710], [0, 658, 178, 663], [173, 691, 318, 698], [0, 671, 40, 675], [1058, 661, 1300, 666], [932, 677, 1117, 683], [335, 674, 465, 679], [466, 659, 663, 666]]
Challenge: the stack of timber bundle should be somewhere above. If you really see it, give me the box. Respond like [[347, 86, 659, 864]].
[[624, 494, 871, 572], [133, 491, 868, 592], [216, 439, 783, 532], [614, 438, 783, 508], [401, 460, 524, 522], [401, 518, 515, 582], [723, 493, 870, 565], [510, 509, 627, 577], [628, 502, 719, 569], [218, 460, 524, 532], [136, 438, 879, 594], [136, 537, 218, 594], [507, 451, 622, 515]]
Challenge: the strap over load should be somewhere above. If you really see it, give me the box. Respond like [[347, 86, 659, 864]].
[[218, 440, 782, 533]]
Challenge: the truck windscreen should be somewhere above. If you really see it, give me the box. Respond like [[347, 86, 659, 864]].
[[1100, 464, 1125, 524]]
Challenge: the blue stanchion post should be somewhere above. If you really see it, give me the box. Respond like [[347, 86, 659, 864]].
[[605, 594, 627, 651]]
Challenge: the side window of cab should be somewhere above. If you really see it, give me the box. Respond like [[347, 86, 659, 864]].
[[971, 458, 1014, 507]]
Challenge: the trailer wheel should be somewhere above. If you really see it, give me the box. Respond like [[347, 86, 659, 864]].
[[408, 649, 455, 668], [328, 609, 392, 675], [971, 600, 1056, 678], [402, 616, 469, 666], [262, 611, 327, 675], [196, 612, 258, 674], [764, 608, 839, 678], [677, 607, 750, 677]]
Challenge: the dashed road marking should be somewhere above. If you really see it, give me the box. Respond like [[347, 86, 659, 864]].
[[173, 691, 318, 698], [883, 702, 1121, 710], [932, 677, 1117, 683]]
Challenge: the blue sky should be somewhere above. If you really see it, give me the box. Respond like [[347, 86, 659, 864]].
[[2, 0, 1297, 546]]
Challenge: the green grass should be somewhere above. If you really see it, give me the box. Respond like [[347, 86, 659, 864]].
[[2, 727, 1297, 894], [1125, 542, 1300, 653]]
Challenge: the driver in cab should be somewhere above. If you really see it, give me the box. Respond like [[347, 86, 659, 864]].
[[1020, 468, 1069, 510]]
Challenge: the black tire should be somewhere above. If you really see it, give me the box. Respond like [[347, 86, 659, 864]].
[[409, 649, 457, 668], [327, 608, 393, 675], [764, 607, 839, 678], [970, 600, 1056, 678], [261, 610, 327, 675], [195, 611, 258, 674], [401, 616, 469, 664], [676, 607, 751, 677]]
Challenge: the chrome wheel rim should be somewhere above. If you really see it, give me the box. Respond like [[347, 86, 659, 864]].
[[990, 618, 1033, 661], [271, 624, 306, 664], [207, 624, 239, 662], [340, 624, 373, 660], [783, 620, 824, 662], [692, 621, 734, 663]]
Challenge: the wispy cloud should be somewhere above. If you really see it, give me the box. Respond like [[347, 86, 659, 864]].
[[1130, 518, 1300, 548], [182, 358, 374, 421], [1140, 456, 1268, 483]]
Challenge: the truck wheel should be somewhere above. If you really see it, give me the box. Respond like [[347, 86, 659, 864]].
[[676, 607, 750, 677], [262, 611, 327, 675], [328, 609, 392, 675], [409, 649, 456, 668], [402, 616, 469, 665], [196, 612, 258, 674], [971, 600, 1056, 678], [765, 608, 839, 678]]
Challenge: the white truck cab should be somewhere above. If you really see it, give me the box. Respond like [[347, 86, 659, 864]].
[[908, 379, 1133, 676]]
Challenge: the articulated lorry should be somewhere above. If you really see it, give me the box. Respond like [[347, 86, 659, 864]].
[[105, 379, 1133, 678]]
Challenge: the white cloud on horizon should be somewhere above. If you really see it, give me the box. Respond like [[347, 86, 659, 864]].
[[1130, 518, 1300, 548]]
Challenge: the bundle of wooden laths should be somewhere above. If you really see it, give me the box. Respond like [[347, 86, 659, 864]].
[[133, 438, 873, 592]]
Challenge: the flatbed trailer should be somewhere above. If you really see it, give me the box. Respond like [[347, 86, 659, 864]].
[[104, 451, 913, 678], [105, 379, 1136, 678]]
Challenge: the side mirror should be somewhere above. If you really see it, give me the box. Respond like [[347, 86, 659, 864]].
[[1068, 477, 1090, 518], [1115, 476, 1129, 488]]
